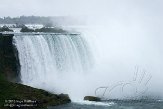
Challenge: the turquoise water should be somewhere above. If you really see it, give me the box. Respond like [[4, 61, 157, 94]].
[[48, 100, 163, 109]]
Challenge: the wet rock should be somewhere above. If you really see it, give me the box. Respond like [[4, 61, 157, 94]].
[[0, 77, 71, 108], [0, 33, 20, 82], [20, 26, 35, 32], [0, 26, 13, 32], [84, 96, 101, 101]]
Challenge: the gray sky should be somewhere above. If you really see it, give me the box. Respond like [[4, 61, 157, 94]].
[[0, 0, 163, 17]]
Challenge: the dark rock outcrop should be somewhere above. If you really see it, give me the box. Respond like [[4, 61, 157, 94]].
[[20, 26, 35, 32], [0, 26, 13, 32], [20, 26, 67, 33], [84, 96, 101, 101], [0, 76, 71, 109], [0, 33, 20, 82], [35, 27, 67, 33]]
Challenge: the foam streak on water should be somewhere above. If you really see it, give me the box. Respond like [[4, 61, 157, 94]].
[[72, 100, 115, 107]]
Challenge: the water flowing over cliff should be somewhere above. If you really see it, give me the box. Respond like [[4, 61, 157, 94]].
[[13, 33, 94, 98], [12, 27, 163, 100]]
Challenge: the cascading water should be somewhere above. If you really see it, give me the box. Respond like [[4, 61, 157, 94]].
[[13, 33, 94, 99], [12, 27, 163, 101]]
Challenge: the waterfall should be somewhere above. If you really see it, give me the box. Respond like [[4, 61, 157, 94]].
[[13, 29, 162, 100], [13, 33, 94, 93]]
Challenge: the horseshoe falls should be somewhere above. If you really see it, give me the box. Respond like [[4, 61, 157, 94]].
[[13, 33, 95, 99], [12, 28, 163, 101]]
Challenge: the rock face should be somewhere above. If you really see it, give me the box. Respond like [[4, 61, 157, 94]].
[[0, 33, 20, 82], [35, 27, 67, 33], [84, 96, 101, 101], [20, 26, 67, 33], [0, 26, 13, 32], [0, 33, 71, 108], [0, 76, 71, 109], [20, 26, 35, 32]]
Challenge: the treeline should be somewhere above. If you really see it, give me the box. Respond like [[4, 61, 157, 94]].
[[0, 16, 82, 26], [0, 16, 52, 26]]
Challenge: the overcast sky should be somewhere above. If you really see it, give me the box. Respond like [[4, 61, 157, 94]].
[[0, 0, 163, 17]]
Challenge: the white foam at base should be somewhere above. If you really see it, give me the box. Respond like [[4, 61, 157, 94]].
[[72, 100, 115, 107]]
